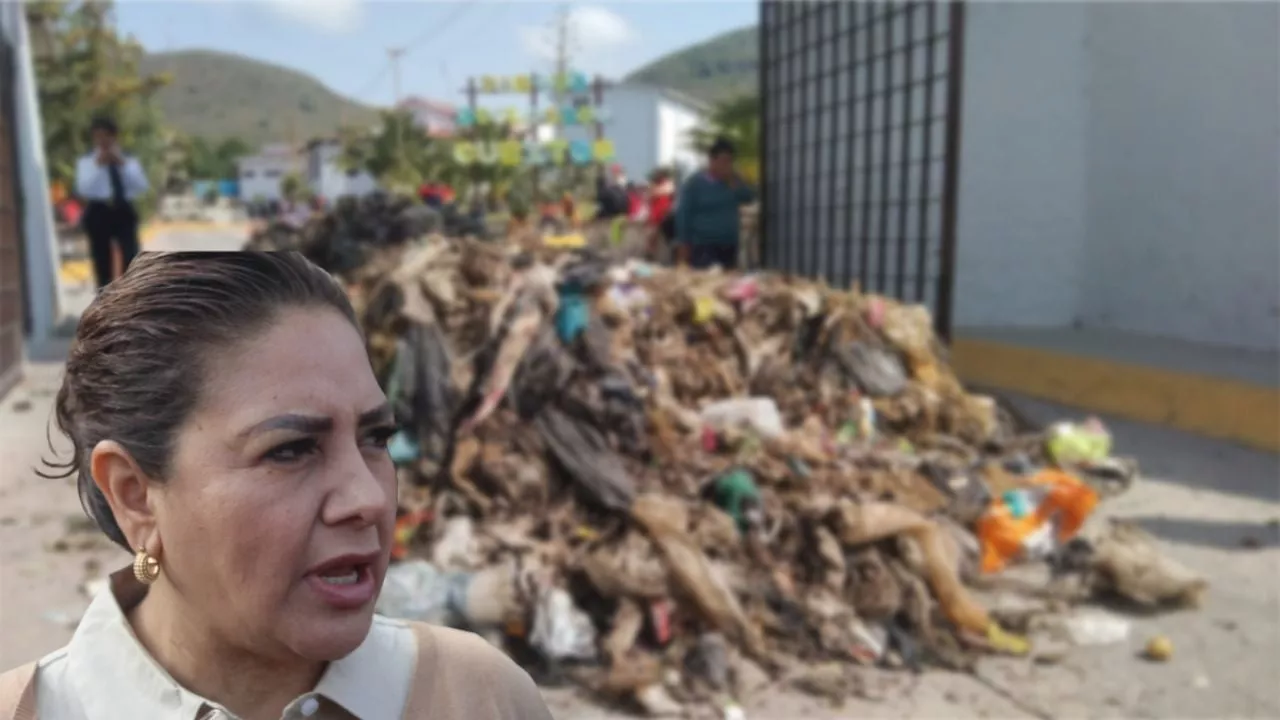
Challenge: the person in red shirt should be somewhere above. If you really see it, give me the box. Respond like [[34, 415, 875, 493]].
[[627, 183, 645, 220], [645, 169, 676, 260]]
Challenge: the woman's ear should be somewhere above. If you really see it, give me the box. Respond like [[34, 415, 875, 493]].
[[90, 440, 159, 553]]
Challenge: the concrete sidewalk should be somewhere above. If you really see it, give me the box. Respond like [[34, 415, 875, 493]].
[[0, 366, 1276, 718], [58, 221, 251, 284]]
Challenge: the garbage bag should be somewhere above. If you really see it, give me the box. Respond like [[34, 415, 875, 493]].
[[377, 560, 474, 626], [535, 404, 635, 512], [530, 586, 599, 662], [395, 324, 456, 463], [834, 341, 908, 397]]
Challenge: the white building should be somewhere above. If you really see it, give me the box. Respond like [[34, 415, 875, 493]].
[[759, 1, 1280, 450], [0, 2, 60, 398], [398, 97, 458, 139], [237, 143, 303, 203], [563, 82, 708, 182], [304, 139, 377, 201]]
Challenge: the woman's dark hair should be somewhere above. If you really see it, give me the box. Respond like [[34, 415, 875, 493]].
[[708, 137, 736, 159], [42, 252, 358, 550]]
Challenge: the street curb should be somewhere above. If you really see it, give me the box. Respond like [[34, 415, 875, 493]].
[[952, 337, 1280, 452]]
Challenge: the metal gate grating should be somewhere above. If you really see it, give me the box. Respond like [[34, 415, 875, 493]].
[[759, 0, 966, 339]]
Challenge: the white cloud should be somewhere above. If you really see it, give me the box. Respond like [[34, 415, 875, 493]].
[[519, 5, 636, 73], [262, 0, 364, 34]]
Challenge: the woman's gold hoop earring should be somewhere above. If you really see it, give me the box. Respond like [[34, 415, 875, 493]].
[[133, 547, 160, 585]]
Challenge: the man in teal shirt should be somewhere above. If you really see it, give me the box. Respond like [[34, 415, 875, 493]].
[[674, 138, 755, 269]]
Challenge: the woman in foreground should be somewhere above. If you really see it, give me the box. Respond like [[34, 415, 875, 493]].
[[0, 252, 554, 720]]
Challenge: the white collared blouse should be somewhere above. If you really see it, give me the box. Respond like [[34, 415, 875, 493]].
[[28, 568, 552, 720]]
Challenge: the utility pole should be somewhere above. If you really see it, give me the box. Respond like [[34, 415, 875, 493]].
[[549, 3, 574, 144], [387, 46, 407, 177], [388, 47, 406, 106], [552, 4, 571, 109]]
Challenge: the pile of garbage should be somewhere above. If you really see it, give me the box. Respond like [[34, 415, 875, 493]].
[[247, 200, 1208, 716]]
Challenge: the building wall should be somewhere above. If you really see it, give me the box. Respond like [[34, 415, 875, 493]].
[[602, 86, 657, 181], [1081, 2, 1280, 350], [656, 98, 703, 179], [954, 2, 1279, 350], [238, 157, 297, 202], [562, 85, 658, 181], [0, 2, 59, 398], [953, 2, 1090, 329], [308, 142, 376, 200]]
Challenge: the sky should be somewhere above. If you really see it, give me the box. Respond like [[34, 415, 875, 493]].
[[113, 1, 758, 108]]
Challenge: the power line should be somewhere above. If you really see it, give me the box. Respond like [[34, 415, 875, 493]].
[[401, 1, 477, 55], [352, 61, 392, 103], [341, 60, 393, 129]]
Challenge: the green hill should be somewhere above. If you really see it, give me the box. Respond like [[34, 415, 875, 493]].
[[139, 50, 380, 145], [625, 26, 759, 101]]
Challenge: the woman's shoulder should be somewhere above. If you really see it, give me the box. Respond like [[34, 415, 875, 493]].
[[0, 646, 71, 717], [400, 619, 522, 680], [394, 620, 553, 720]]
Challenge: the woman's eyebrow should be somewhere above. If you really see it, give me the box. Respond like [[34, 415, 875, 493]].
[[240, 404, 392, 438], [357, 404, 393, 427], [241, 414, 333, 437]]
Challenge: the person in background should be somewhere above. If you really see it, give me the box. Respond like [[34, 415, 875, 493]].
[[645, 168, 677, 261], [594, 165, 628, 221], [626, 182, 646, 222], [674, 138, 755, 270], [75, 117, 149, 288], [560, 192, 578, 230]]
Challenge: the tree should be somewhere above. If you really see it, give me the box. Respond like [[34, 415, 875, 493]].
[[688, 93, 760, 186], [280, 172, 304, 203], [340, 109, 535, 205], [339, 109, 434, 192], [25, 0, 171, 215], [184, 135, 251, 180]]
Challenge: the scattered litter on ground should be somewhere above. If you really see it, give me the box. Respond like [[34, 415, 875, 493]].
[[1143, 635, 1175, 662], [1059, 611, 1132, 646], [241, 194, 1208, 714]]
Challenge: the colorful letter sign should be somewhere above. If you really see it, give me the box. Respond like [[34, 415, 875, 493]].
[[456, 71, 612, 168], [455, 105, 610, 130], [474, 71, 592, 97], [450, 138, 615, 168]]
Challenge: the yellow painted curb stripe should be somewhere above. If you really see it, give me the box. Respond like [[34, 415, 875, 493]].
[[952, 337, 1280, 452]]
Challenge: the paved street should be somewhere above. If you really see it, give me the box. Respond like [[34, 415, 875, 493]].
[[5, 226, 1278, 718], [57, 223, 251, 321]]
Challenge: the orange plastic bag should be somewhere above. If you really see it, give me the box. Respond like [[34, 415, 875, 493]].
[[976, 469, 1098, 574]]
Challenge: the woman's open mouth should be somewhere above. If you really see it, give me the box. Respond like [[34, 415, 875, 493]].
[[305, 554, 379, 609]]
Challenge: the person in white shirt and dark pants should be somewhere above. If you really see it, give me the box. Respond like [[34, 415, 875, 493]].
[[75, 117, 149, 288]]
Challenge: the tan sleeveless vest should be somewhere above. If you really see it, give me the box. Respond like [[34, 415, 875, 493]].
[[0, 623, 528, 720]]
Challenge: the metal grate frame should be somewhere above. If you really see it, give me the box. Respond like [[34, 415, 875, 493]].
[[759, 0, 966, 339]]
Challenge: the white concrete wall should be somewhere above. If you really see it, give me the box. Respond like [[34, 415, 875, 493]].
[[309, 143, 376, 200], [563, 85, 657, 181], [955, 2, 1280, 351], [238, 157, 295, 202], [657, 97, 703, 179], [953, 2, 1090, 329], [1081, 2, 1280, 350], [2, 2, 60, 339]]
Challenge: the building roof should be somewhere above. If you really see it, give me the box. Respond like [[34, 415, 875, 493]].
[[398, 96, 457, 115], [604, 81, 713, 114]]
